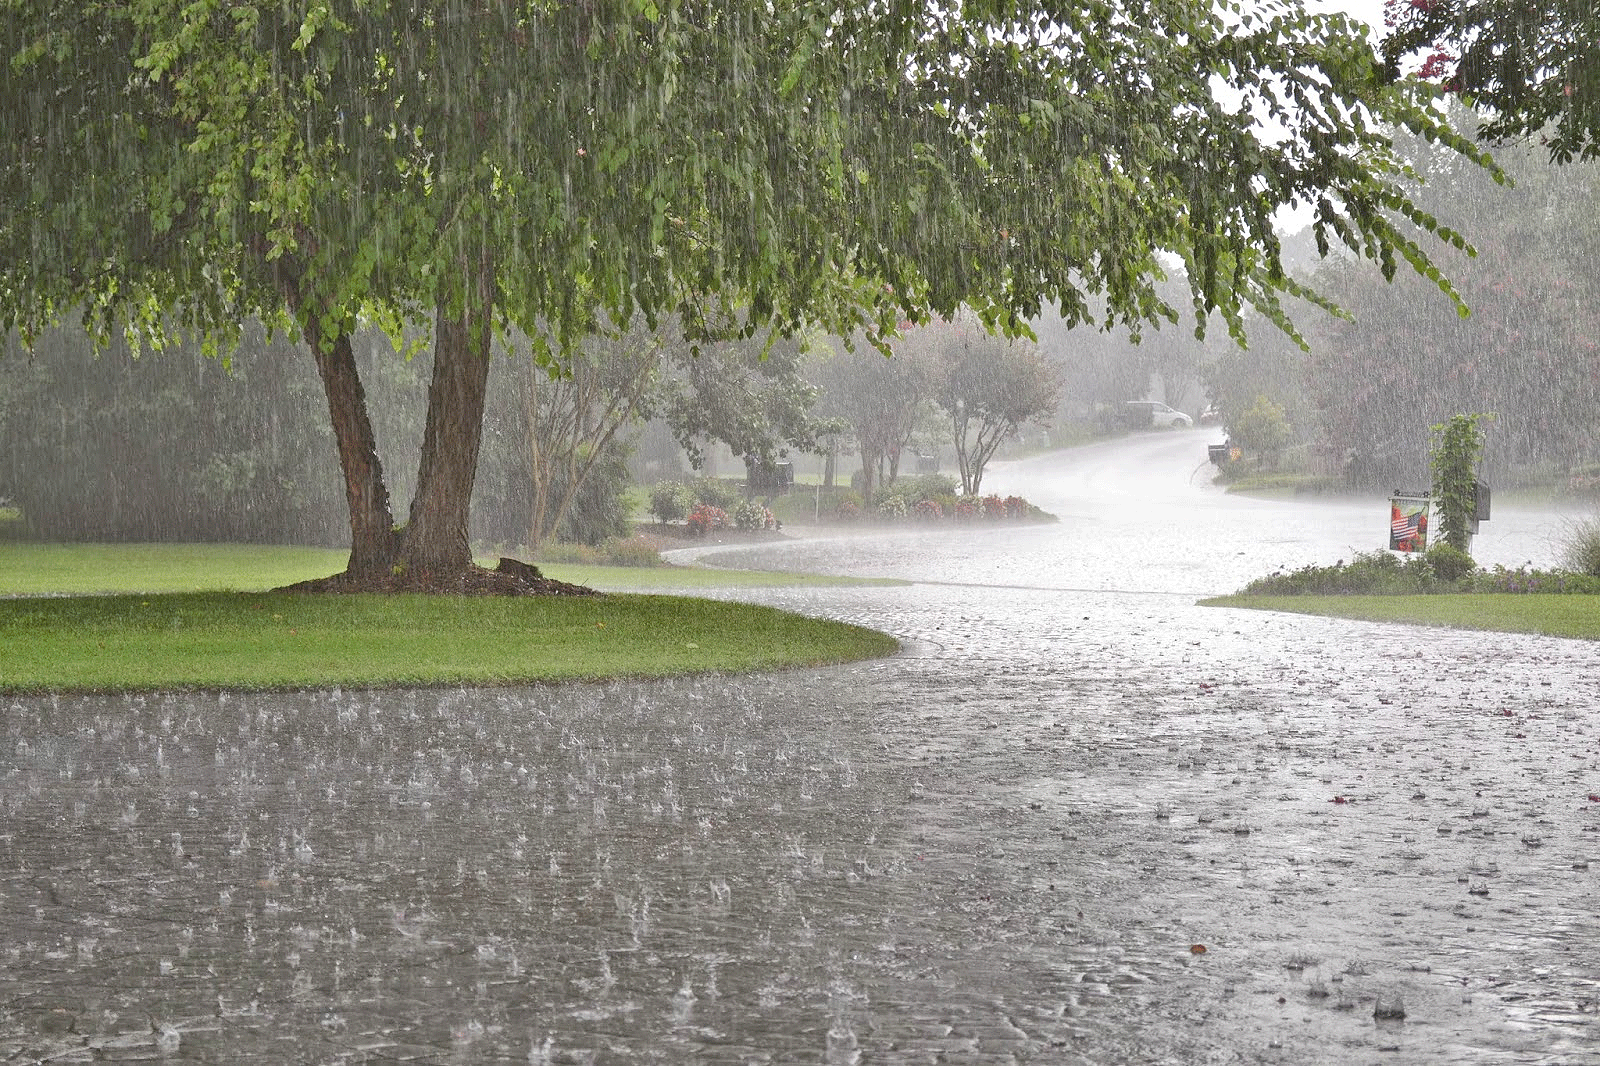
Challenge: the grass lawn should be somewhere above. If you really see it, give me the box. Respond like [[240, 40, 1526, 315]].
[[0, 542, 900, 596], [1203, 593, 1600, 641], [0, 543, 900, 693]]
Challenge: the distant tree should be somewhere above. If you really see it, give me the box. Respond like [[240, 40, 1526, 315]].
[[1229, 395, 1295, 469], [1382, 0, 1600, 162], [813, 335, 934, 501], [1302, 119, 1600, 489], [515, 320, 663, 551], [483, 313, 821, 550], [931, 317, 1061, 497], [658, 330, 822, 472]]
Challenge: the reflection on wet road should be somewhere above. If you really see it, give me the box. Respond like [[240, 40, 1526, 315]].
[[3, 432, 1598, 1063]]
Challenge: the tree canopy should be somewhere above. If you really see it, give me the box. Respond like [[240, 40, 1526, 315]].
[[1382, 0, 1600, 162], [1, 0, 1497, 587]]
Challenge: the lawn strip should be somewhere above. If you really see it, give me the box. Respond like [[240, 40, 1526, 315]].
[[1202, 593, 1600, 641]]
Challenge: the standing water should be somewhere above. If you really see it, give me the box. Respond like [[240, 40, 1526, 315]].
[[3, 431, 1598, 1063]]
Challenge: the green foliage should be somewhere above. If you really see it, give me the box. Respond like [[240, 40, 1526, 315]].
[[690, 478, 741, 511], [1425, 542, 1477, 583], [1429, 413, 1492, 551], [732, 501, 776, 531], [1383, 0, 1600, 163], [1241, 550, 1450, 596], [1303, 126, 1600, 492], [549, 445, 632, 547], [876, 473, 960, 510], [0, 322, 367, 543], [1228, 395, 1293, 467], [648, 482, 693, 525], [1559, 514, 1600, 577], [1239, 549, 1600, 597]]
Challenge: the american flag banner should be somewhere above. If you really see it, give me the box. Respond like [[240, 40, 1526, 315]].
[[1388, 495, 1430, 553]]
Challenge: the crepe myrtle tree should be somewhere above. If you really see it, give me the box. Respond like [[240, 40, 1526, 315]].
[[931, 316, 1061, 498], [2, 0, 1496, 592]]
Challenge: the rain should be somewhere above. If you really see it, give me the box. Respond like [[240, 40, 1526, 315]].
[[4, 432, 1600, 1063], [3, 0, 1600, 1063]]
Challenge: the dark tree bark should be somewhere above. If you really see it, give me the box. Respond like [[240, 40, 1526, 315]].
[[281, 273, 400, 580], [306, 330, 401, 577], [397, 246, 495, 578]]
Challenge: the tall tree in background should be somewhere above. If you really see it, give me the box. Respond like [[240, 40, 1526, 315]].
[[4, 0, 1497, 592], [1383, 0, 1600, 162]]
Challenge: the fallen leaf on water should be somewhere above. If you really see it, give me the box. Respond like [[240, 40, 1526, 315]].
[[1331, 796, 1349, 804], [1189, 944, 1208, 955]]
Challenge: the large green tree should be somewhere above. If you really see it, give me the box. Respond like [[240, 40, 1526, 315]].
[[3, 0, 1493, 590]]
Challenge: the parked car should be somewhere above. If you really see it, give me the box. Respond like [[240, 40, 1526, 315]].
[[1123, 400, 1193, 429]]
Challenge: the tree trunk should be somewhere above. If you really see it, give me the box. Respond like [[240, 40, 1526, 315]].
[[283, 276, 399, 579], [399, 247, 495, 578], [307, 331, 400, 577]]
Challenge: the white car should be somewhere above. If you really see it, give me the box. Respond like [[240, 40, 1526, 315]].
[[1124, 400, 1193, 429]]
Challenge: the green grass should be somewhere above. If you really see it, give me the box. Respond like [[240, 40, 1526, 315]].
[[0, 542, 899, 596], [0, 592, 898, 693], [0, 543, 901, 693], [0, 543, 352, 596], [1203, 593, 1600, 641]]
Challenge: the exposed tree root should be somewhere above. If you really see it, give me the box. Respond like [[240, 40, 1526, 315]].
[[275, 557, 601, 597]]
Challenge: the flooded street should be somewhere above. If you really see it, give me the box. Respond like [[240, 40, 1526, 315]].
[[5, 431, 1600, 1063]]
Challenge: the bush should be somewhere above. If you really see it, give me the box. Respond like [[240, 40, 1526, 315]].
[[900, 472, 959, 500], [649, 482, 692, 524], [1426, 543, 1477, 583], [1240, 549, 1600, 597], [732, 501, 775, 531], [1467, 565, 1600, 595], [1229, 395, 1293, 467], [1559, 514, 1600, 577], [1241, 550, 1444, 595], [691, 478, 741, 510], [685, 504, 729, 537], [914, 498, 944, 521], [552, 445, 633, 546], [875, 494, 909, 520]]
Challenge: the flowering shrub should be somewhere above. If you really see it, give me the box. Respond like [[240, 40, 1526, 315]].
[[876, 494, 909, 520], [981, 494, 1005, 519], [954, 500, 979, 521], [733, 501, 775, 531], [685, 504, 728, 537], [1004, 495, 1028, 519], [914, 499, 944, 521], [835, 500, 861, 521]]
